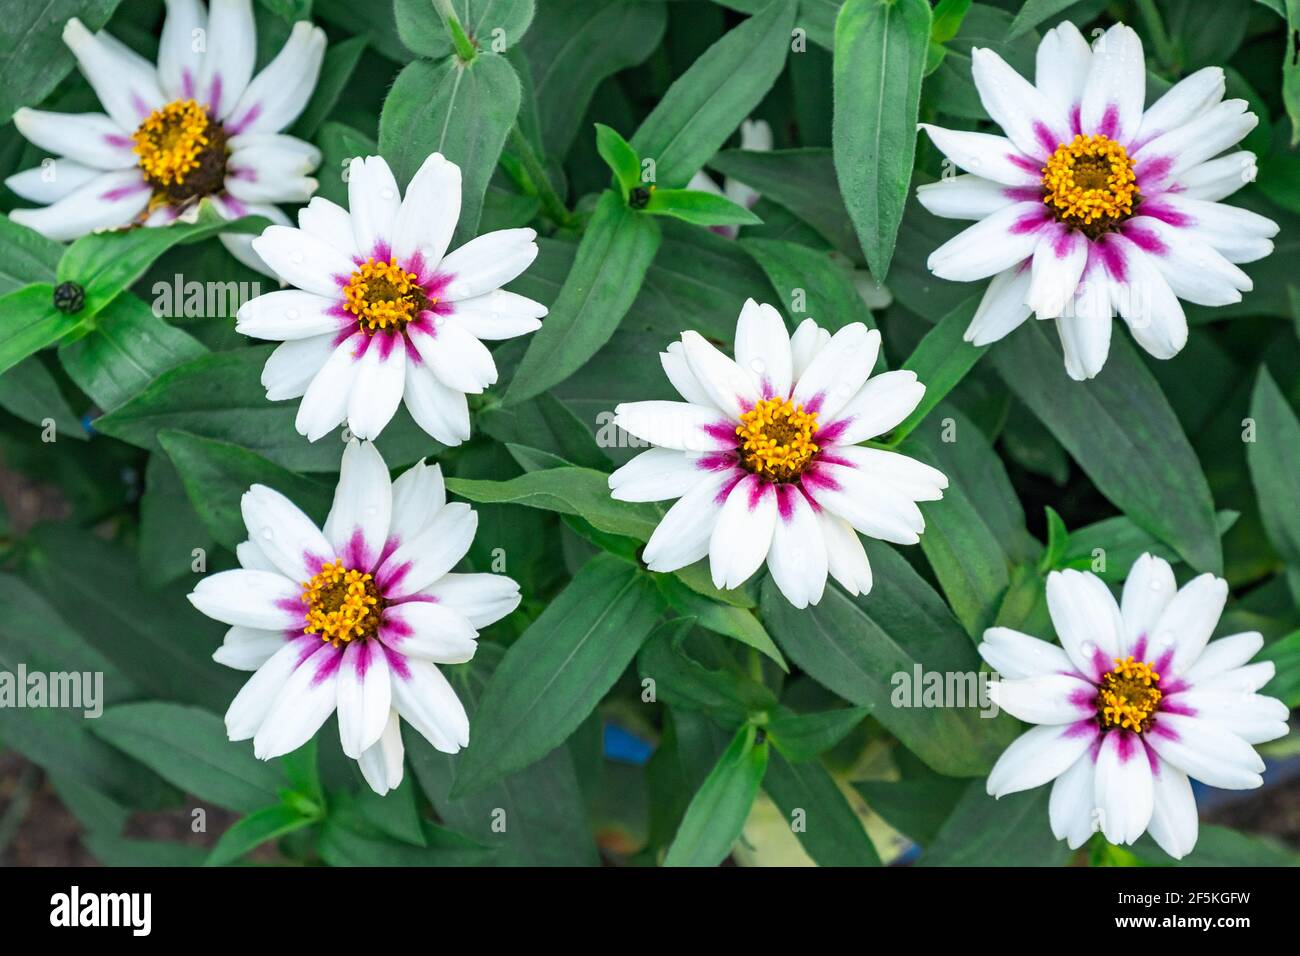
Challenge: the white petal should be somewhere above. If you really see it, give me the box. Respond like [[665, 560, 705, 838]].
[[613, 400, 734, 453], [918, 125, 1040, 186], [733, 299, 792, 398], [825, 370, 924, 446], [296, 336, 364, 442], [1046, 569, 1125, 680], [409, 318, 496, 394], [236, 289, 342, 341], [227, 21, 327, 134], [438, 228, 539, 301], [298, 196, 359, 260], [791, 324, 880, 420], [254, 643, 343, 759], [348, 156, 402, 259], [805, 461, 924, 545], [1167, 691, 1289, 744], [709, 475, 778, 591], [1026, 227, 1088, 319], [1079, 23, 1145, 144], [262, 333, 338, 401], [1135, 100, 1255, 188], [1125, 217, 1251, 307], [5, 160, 101, 204], [987, 675, 1095, 725], [765, 486, 827, 608], [225, 165, 317, 205], [347, 337, 406, 441], [389, 459, 446, 542], [380, 601, 478, 664], [357, 709, 405, 795], [225, 636, 318, 741], [979, 626, 1073, 679], [1192, 662, 1275, 695], [376, 502, 477, 598], [8, 169, 149, 242], [788, 318, 830, 381], [324, 439, 393, 571], [915, 174, 1019, 221], [1150, 573, 1228, 675], [62, 19, 164, 131], [680, 330, 760, 419], [196, 0, 257, 118], [926, 203, 1047, 282], [213, 626, 285, 671], [336, 639, 392, 758], [1135, 66, 1226, 145], [447, 290, 545, 340], [252, 224, 356, 297], [609, 447, 712, 502], [389, 654, 470, 753], [188, 569, 301, 630], [422, 573, 521, 629], [1119, 553, 1177, 652], [1147, 712, 1264, 789], [1049, 752, 1100, 849], [403, 361, 471, 446], [661, 342, 717, 407], [1148, 195, 1279, 264], [241, 484, 334, 581], [11, 109, 136, 170], [1147, 758, 1198, 860], [642, 469, 734, 573], [1035, 21, 1092, 115], [157, 0, 207, 101], [964, 264, 1032, 346], [236, 538, 277, 572], [1177, 151, 1258, 202], [819, 511, 872, 597], [1094, 730, 1154, 844], [971, 47, 1070, 159], [1056, 288, 1113, 381], [987, 721, 1096, 797], [392, 151, 461, 267], [1183, 631, 1264, 683], [826, 445, 948, 501]]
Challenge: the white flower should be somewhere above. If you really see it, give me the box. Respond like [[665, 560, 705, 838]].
[[980, 554, 1289, 859], [188, 439, 520, 795], [687, 118, 772, 238], [609, 300, 947, 608], [916, 22, 1278, 380], [237, 152, 546, 446], [6, 1, 327, 274]]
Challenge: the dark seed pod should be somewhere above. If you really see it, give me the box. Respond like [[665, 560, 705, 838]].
[[52, 282, 86, 315], [628, 186, 651, 209]]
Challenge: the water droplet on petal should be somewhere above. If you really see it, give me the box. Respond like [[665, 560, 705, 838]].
[[260, 527, 274, 540], [380, 188, 396, 200], [286, 308, 300, 320]]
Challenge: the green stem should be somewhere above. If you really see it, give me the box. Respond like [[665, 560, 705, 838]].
[[432, 0, 477, 62], [508, 125, 573, 228], [1135, 0, 1178, 75]]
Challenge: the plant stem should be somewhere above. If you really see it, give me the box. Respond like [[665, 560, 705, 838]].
[[1135, 0, 1179, 76], [431, 0, 477, 62], [509, 125, 573, 228]]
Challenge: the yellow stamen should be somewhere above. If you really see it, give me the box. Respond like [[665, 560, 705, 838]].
[[132, 99, 214, 187], [343, 257, 431, 332], [735, 396, 819, 482], [1097, 655, 1162, 733], [1041, 134, 1139, 232], [301, 561, 382, 647]]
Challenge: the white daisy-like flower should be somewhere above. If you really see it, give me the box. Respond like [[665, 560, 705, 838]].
[[188, 439, 520, 795], [916, 21, 1278, 380], [609, 300, 947, 608], [980, 553, 1290, 859], [687, 117, 771, 238], [6, 1, 327, 274], [236, 152, 546, 445]]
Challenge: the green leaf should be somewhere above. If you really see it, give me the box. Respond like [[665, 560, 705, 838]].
[[832, 0, 931, 281], [920, 781, 1073, 866], [57, 203, 264, 319], [57, 293, 206, 413], [139, 455, 215, 589], [1128, 824, 1300, 867], [0, 1, 123, 124], [763, 750, 881, 865], [1059, 511, 1239, 585], [740, 236, 876, 333], [1007, 0, 1077, 38], [664, 723, 768, 867], [204, 804, 316, 866], [0, 356, 84, 439], [766, 706, 870, 762], [990, 321, 1222, 574], [505, 190, 662, 404], [638, 620, 779, 726], [888, 295, 984, 443], [654, 573, 787, 670], [1259, 628, 1300, 707], [0, 283, 85, 377], [289, 33, 368, 140], [761, 542, 1019, 777], [0, 218, 62, 294], [317, 798, 493, 866], [594, 122, 642, 196], [379, 52, 521, 246], [451, 554, 664, 795], [1247, 368, 1300, 603], [91, 703, 287, 814], [642, 188, 763, 227], [522, 0, 666, 157], [479, 391, 611, 470], [1286, 0, 1300, 145], [854, 756, 969, 846], [445, 466, 660, 541], [631, 0, 795, 188], [395, 0, 537, 59], [931, 0, 972, 41], [83, 834, 209, 867], [159, 429, 334, 550], [313, 122, 377, 207]]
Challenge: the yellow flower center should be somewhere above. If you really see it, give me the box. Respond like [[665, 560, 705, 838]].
[[735, 397, 820, 482], [1097, 656, 1162, 733], [1041, 134, 1138, 235], [301, 561, 383, 647], [343, 257, 433, 332], [132, 99, 228, 205]]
